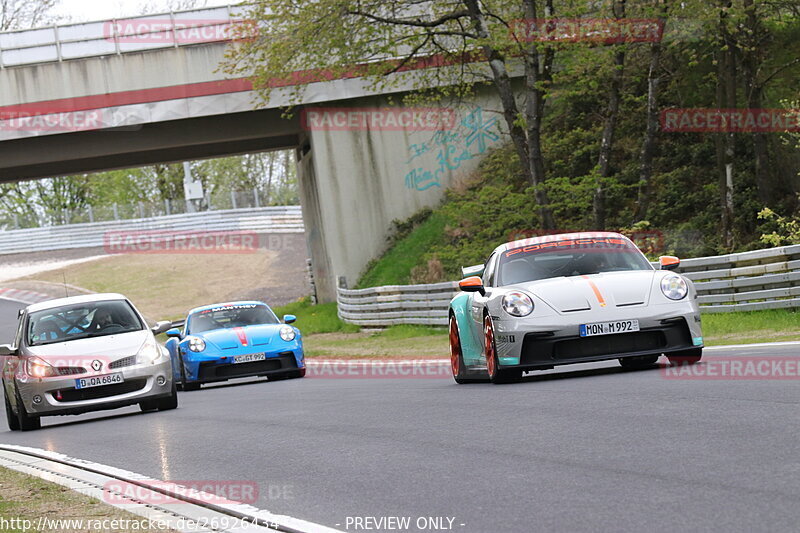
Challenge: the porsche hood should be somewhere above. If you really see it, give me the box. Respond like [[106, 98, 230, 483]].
[[510, 270, 660, 312]]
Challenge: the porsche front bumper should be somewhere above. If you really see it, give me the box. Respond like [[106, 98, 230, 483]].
[[492, 301, 703, 370]]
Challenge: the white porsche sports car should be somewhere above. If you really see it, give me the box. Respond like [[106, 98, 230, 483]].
[[448, 232, 704, 384]]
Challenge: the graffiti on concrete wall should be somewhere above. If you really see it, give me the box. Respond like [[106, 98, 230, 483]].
[[404, 107, 501, 191]]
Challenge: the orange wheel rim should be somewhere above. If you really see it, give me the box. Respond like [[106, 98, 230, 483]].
[[484, 316, 496, 377], [449, 317, 461, 377]]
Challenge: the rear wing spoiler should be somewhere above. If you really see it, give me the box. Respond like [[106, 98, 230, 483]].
[[460, 264, 485, 278], [170, 319, 186, 329]]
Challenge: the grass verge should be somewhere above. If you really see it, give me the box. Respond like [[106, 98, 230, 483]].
[[0, 466, 177, 533], [702, 308, 800, 345], [303, 325, 446, 359], [273, 298, 360, 335], [356, 212, 449, 288]]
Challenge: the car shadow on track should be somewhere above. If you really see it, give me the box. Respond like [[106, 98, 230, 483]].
[[508, 360, 671, 385]]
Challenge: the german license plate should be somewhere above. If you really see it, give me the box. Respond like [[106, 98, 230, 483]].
[[580, 320, 640, 337], [75, 372, 124, 389], [233, 353, 266, 364]]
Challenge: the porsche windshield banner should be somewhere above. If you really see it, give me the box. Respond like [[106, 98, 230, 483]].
[[504, 236, 632, 258]]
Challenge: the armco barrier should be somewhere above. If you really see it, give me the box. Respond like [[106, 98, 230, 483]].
[[337, 244, 800, 327], [0, 206, 303, 255]]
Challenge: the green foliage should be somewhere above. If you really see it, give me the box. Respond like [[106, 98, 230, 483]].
[[357, 211, 448, 288], [272, 297, 360, 335], [758, 207, 800, 246]]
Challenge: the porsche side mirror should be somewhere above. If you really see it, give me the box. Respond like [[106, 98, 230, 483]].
[[165, 328, 182, 338], [151, 320, 173, 335], [659, 256, 680, 271], [283, 314, 297, 324], [0, 344, 16, 356], [459, 276, 486, 296]]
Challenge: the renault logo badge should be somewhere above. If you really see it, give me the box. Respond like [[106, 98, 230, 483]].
[[91, 360, 103, 372]]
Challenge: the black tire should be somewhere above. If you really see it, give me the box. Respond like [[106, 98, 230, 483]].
[[4, 389, 20, 431], [449, 315, 470, 384], [139, 399, 158, 412], [157, 383, 179, 411], [667, 348, 702, 366], [287, 368, 306, 379], [15, 389, 40, 431], [484, 315, 522, 384], [619, 355, 660, 369], [178, 353, 201, 391]]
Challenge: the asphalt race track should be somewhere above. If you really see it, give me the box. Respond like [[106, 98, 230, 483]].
[[1, 296, 798, 532]]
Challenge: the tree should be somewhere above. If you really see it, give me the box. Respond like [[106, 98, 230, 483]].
[[225, 0, 566, 228], [0, 0, 56, 30]]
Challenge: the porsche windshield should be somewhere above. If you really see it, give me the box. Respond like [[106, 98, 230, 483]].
[[27, 300, 144, 346], [188, 304, 278, 334], [498, 237, 653, 286]]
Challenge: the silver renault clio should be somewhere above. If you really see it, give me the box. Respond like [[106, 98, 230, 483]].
[[1, 293, 177, 431]]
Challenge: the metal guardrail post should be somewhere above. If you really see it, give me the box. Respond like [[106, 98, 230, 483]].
[[165, 199, 171, 216], [231, 190, 237, 209], [112, 203, 119, 220], [254, 188, 260, 208], [54, 25, 62, 62], [87, 205, 94, 223]]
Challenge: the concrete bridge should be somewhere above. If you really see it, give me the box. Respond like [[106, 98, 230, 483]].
[[0, 5, 510, 301]]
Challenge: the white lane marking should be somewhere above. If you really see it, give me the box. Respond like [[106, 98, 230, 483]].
[[705, 341, 800, 351], [0, 444, 344, 533]]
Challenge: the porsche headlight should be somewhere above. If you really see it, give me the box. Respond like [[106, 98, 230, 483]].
[[279, 325, 296, 342], [26, 357, 57, 378], [188, 337, 206, 352], [502, 292, 534, 317], [137, 338, 162, 364], [661, 275, 688, 300]]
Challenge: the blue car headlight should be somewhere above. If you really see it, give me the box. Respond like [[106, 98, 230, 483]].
[[188, 337, 206, 352], [279, 326, 296, 342]]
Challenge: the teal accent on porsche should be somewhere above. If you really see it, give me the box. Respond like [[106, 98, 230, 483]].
[[693, 336, 704, 346], [449, 292, 482, 366]]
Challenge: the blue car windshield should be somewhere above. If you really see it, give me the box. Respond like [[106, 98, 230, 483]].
[[498, 236, 653, 286], [188, 304, 279, 334], [27, 300, 144, 346]]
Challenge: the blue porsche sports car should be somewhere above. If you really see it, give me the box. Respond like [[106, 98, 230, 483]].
[[165, 301, 305, 390]]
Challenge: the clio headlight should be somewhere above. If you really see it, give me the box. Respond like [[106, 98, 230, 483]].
[[26, 357, 57, 378], [137, 338, 162, 364], [279, 325, 296, 342], [502, 292, 534, 317], [661, 275, 688, 300], [188, 337, 206, 352]]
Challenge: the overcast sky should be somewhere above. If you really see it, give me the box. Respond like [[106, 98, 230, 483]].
[[52, 0, 234, 23]]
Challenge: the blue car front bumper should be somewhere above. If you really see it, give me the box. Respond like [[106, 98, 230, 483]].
[[181, 348, 304, 384]]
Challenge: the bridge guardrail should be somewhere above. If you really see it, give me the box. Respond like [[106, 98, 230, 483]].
[[337, 244, 800, 327], [0, 5, 241, 68], [0, 206, 303, 255]]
